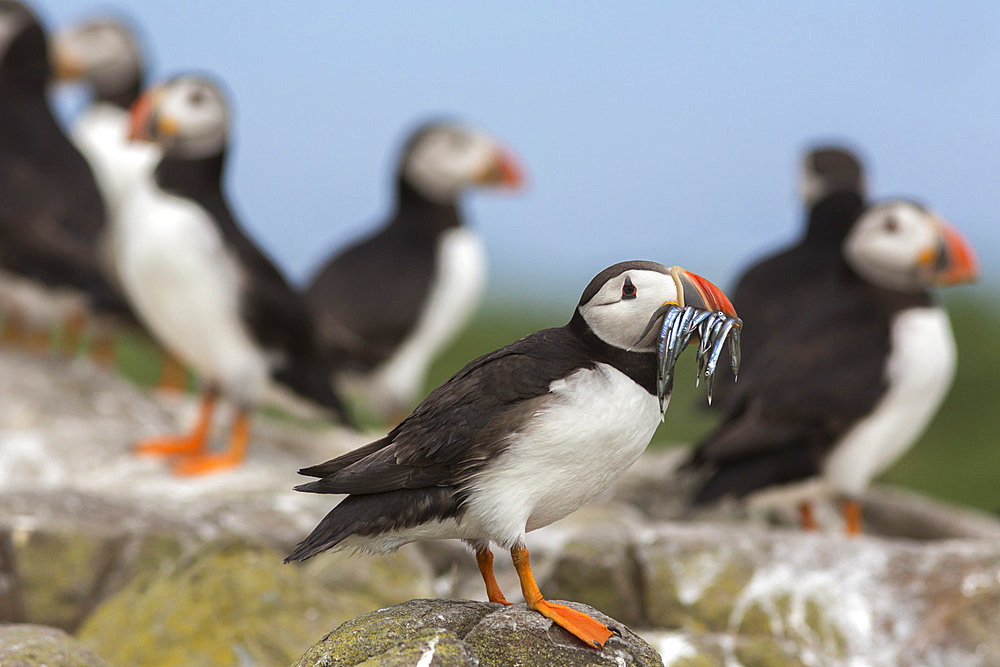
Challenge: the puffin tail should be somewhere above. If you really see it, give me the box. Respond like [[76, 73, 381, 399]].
[[285, 487, 456, 563]]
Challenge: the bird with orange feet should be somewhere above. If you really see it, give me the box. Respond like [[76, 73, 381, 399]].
[[286, 260, 742, 649], [116, 74, 353, 475], [685, 194, 978, 536]]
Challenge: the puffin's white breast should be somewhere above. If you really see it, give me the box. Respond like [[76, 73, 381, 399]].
[[114, 183, 270, 405], [464, 363, 662, 546], [823, 307, 956, 495], [72, 103, 161, 214]]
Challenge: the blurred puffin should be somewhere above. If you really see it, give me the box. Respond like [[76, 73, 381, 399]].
[[52, 17, 190, 387], [304, 121, 523, 422], [288, 260, 740, 650], [119, 75, 353, 474], [0, 0, 124, 349], [712, 146, 867, 411], [686, 200, 978, 534], [52, 16, 158, 215]]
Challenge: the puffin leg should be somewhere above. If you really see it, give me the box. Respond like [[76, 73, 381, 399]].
[[510, 545, 614, 649], [173, 409, 251, 475], [135, 392, 216, 457], [474, 545, 511, 605], [798, 501, 818, 531], [61, 312, 88, 355], [0, 313, 27, 346], [27, 326, 50, 355], [157, 352, 189, 394], [843, 498, 863, 536]]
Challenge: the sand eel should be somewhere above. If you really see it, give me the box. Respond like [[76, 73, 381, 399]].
[[287, 260, 740, 649], [118, 74, 353, 474], [686, 201, 978, 535], [304, 121, 523, 422]]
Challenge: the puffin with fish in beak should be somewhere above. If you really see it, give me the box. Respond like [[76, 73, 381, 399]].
[[287, 260, 740, 649]]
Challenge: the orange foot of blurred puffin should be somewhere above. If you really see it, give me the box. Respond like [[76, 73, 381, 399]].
[[843, 498, 863, 537], [172, 410, 250, 476], [157, 352, 189, 394], [135, 392, 215, 457], [798, 501, 818, 531], [511, 545, 615, 649]]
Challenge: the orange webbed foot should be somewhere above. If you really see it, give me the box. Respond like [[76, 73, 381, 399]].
[[529, 598, 616, 649], [134, 434, 206, 458], [171, 452, 243, 476]]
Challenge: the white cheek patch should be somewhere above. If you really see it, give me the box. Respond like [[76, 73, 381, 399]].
[[403, 129, 495, 202]]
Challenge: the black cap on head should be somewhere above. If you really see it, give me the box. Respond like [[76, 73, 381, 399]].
[[800, 145, 866, 208]]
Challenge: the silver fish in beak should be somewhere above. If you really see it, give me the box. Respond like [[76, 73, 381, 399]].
[[637, 267, 742, 414]]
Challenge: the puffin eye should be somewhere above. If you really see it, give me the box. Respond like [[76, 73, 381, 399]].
[[188, 88, 206, 105], [883, 216, 899, 233], [622, 277, 637, 300]]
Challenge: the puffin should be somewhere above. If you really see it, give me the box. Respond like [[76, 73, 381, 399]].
[[287, 260, 741, 649], [712, 146, 867, 411], [304, 121, 523, 422], [51, 17, 190, 386], [686, 200, 979, 534], [119, 74, 353, 474], [0, 0, 124, 351], [51, 17, 158, 216]]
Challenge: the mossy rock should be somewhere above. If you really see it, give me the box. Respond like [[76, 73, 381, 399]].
[[641, 539, 752, 632], [79, 539, 433, 667], [0, 624, 107, 667], [294, 598, 663, 666]]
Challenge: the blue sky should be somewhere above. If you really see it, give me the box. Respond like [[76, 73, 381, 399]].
[[39, 1, 999, 307]]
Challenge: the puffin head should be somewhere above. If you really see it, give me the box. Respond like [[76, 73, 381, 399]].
[[0, 0, 48, 89], [51, 17, 143, 105], [576, 260, 737, 352], [842, 200, 979, 293], [127, 74, 229, 159], [798, 145, 866, 208], [576, 260, 740, 409], [399, 121, 523, 202]]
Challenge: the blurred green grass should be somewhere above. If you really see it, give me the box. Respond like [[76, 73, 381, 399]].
[[423, 294, 1000, 513]]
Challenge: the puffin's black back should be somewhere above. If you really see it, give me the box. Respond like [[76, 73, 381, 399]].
[[304, 178, 461, 372], [0, 10, 121, 311], [712, 190, 866, 411], [688, 258, 933, 503], [154, 155, 351, 422]]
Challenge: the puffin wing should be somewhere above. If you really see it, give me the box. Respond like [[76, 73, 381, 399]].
[[305, 224, 437, 369], [689, 287, 892, 500], [295, 326, 588, 495]]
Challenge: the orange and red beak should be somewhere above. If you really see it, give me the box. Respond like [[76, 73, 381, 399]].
[[671, 267, 738, 319], [127, 86, 165, 142], [478, 146, 525, 188], [925, 219, 979, 286]]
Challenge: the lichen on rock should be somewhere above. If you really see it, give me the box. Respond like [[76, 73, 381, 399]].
[[294, 598, 664, 667], [0, 624, 108, 667]]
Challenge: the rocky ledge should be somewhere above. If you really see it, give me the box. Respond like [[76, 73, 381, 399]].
[[2, 351, 1000, 666], [293, 598, 663, 667]]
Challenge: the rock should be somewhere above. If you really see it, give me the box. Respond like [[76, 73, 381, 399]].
[[611, 449, 1000, 541], [77, 539, 435, 667], [0, 624, 107, 667], [293, 598, 663, 666], [0, 349, 376, 632], [636, 523, 1000, 665]]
